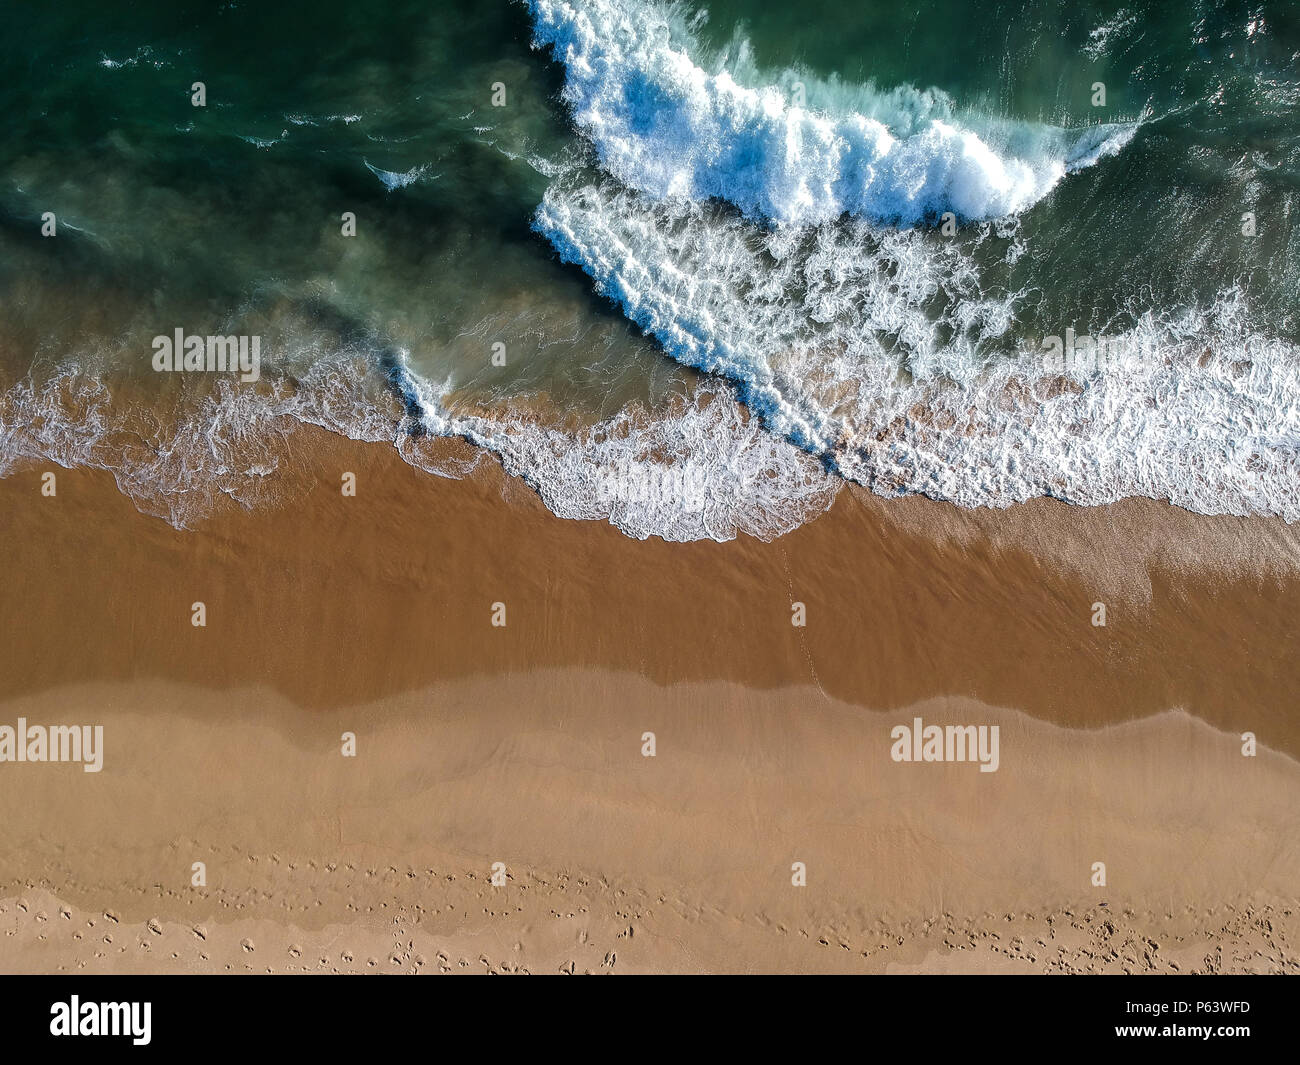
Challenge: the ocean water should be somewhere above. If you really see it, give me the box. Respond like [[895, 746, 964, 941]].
[[2, 0, 1297, 538]]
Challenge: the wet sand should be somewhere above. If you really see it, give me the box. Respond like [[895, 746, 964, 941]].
[[0, 426, 1297, 973]]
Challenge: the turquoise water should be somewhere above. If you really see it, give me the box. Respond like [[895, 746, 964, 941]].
[[1, 0, 1297, 538]]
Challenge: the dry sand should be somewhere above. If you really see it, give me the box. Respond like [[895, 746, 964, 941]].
[[0, 426, 1297, 973]]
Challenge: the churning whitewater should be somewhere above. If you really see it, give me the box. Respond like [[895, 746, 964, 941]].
[[526, 0, 1137, 227], [522, 0, 1300, 528], [4, 0, 1298, 543]]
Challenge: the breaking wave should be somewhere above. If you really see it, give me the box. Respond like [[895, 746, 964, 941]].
[[4, 0, 1297, 544], [527, 0, 1137, 227]]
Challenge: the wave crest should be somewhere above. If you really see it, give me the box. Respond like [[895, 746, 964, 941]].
[[527, 0, 1136, 226]]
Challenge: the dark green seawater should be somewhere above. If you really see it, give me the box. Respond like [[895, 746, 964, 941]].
[[1, 0, 1298, 538], [1, 0, 681, 412]]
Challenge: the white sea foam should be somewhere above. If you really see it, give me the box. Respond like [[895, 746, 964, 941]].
[[364, 161, 438, 190], [516, 0, 1300, 526], [285, 112, 363, 126], [98, 47, 169, 71], [241, 133, 288, 150], [0, 356, 397, 528], [534, 170, 1300, 522], [8, 181, 1295, 538], [0, 347, 837, 541], [527, 0, 1136, 227], [393, 358, 838, 540], [9, 0, 1294, 543], [1084, 10, 1138, 60]]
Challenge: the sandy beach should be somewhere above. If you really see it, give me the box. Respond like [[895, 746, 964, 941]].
[[1, 427, 1296, 973], [4, 0, 1300, 992]]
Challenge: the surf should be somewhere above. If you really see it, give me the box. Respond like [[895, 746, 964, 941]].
[[526, 0, 1137, 228]]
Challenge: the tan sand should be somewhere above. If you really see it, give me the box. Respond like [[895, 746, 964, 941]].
[[0, 426, 1297, 973]]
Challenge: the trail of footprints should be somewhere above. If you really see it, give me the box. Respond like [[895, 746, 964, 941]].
[[0, 852, 651, 974], [1, 852, 1295, 973]]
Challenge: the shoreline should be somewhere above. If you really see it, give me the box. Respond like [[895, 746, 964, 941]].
[[3, 425, 1300, 747], [1, 425, 1297, 972]]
